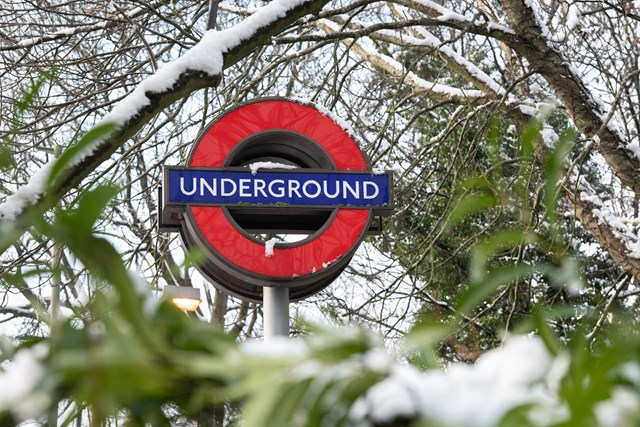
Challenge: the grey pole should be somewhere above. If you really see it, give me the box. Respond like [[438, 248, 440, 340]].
[[48, 145, 62, 427], [263, 286, 289, 340]]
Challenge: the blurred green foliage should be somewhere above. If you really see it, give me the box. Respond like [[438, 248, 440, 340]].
[[1, 83, 639, 426]]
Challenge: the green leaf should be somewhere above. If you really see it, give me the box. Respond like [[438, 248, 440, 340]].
[[448, 192, 498, 227], [71, 185, 120, 233], [48, 122, 118, 188], [531, 305, 562, 357], [457, 263, 550, 314], [404, 319, 454, 369], [543, 127, 576, 234], [469, 229, 535, 282], [484, 117, 504, 178], [15, 71, 53, 112], [0, 145, 15, 171]]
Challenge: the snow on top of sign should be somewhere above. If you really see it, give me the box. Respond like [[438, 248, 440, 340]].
[[0, 0, 313, 224], [287, 97, 360, 139], [249, 161, 297, 175]]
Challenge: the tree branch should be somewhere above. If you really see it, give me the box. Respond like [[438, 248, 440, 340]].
[[0, 0, 331, 256], [496, 0, 640, 195]]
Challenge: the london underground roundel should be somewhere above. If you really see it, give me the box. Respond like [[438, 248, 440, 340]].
[[160, 98, 393, 302]]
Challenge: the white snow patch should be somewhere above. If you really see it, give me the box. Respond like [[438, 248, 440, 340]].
[[249, 161, 297, 175], [0, 344, 50, 421], [579, 191, 603, 207], [351, 336, 554, 426], [541, 125, 559, 147], [0, 162, 54, 221], [486, 21, 516, 34], [410, 0, 468, 24], [265, 237, 279, 257], [626, 140, 640, 159], [566, 4, 581, 30], [362, 348, 393, 373], [322, 258, 338, 269], [518, 104, 539, 118], [628, 241, 640, 259], [523, 0, 553, 41], [242, 336, 309, 357], [595, 388, 640, 427]]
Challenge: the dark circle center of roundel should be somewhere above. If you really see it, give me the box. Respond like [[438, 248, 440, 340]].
[[222, 130, 336, 236], [224, 130, 336, 169]]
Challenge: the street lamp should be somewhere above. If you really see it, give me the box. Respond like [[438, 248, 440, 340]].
[[163, 285, 202, 312]]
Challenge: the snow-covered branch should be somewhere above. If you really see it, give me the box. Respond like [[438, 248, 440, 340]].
[[0, 0, 174, 52], [496, 0, 640, 196], [392, 0, 517, 38], [322, 7, 640, 282], [316, 19, 487, 104], [0, 0, 331, 255], [365, 26, 508, 97]]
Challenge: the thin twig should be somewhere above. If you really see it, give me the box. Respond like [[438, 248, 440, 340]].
[[111, 1, 158, 72]]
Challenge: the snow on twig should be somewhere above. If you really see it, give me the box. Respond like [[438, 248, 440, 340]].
[[370, 27, 507, 97], [317, 19, 485, 103], [396, 0, 515, 34], [4, 1, 167, 51], [0, 0, 317, 223], [0, 163, 54, 221], [578, 179, 640, 259]]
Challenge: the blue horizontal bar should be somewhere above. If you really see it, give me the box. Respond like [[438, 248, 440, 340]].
[[166, 168, 392, 209]]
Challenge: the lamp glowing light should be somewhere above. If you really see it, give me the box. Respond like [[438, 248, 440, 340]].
[[163, 285, 202, 312]]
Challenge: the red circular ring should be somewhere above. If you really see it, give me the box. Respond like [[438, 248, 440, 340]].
[[188, 99, 370, 278]]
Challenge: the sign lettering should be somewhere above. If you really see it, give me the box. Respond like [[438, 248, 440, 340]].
[[165, 168, 392, 211]]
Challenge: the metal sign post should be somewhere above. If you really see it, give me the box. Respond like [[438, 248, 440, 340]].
[[263, 286, 289, 340]]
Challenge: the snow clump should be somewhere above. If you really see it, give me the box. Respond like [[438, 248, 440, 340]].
[[350, 336, 558, 426], [0, 344, 50, 421], [265, 237, 279, 257]]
